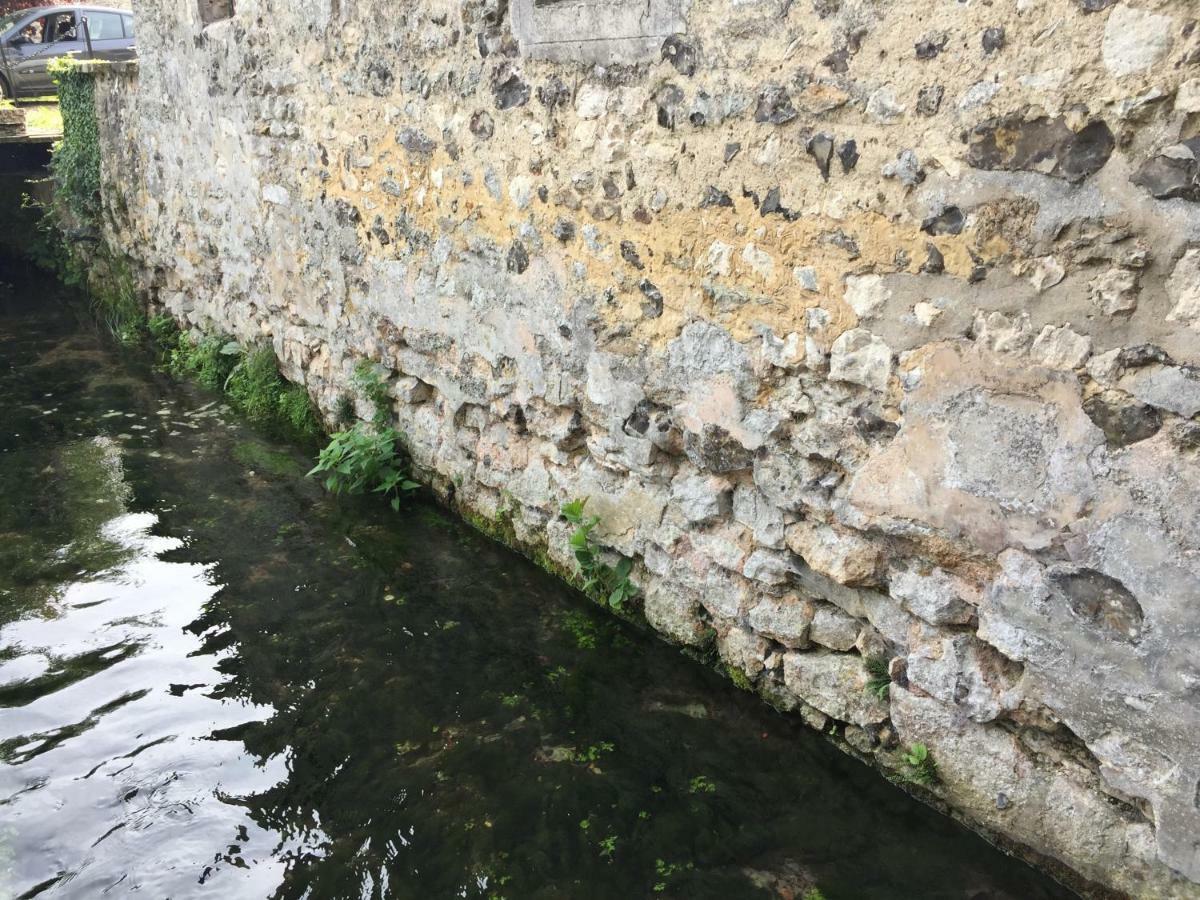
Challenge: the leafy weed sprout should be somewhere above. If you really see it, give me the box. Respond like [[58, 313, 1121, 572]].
[[902, 742, 939, 785], [865, 655, 892, 700], [561, 498, 637, 610], [308, 424, 418, 511]]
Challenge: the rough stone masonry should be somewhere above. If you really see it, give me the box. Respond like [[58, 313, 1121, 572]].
[[83, 0, 1200, 895]]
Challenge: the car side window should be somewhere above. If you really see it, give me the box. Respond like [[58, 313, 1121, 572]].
[[122, 15, 135, 39], [19, 17, 46, 44], [45, 12, 76, 43], [82, 12, 123, 41]]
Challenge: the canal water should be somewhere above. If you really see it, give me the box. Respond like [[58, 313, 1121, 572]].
[[0, 258, 1076, 899]]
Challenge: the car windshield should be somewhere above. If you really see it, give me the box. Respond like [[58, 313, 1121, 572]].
[[0, 13, 28, 34]]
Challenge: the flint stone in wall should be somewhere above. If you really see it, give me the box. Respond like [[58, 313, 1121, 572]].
[[1082, 391, 1163, 447], [1132, 138, 1200, 202], [808, 604, 861, 651], [905, 633, 1019, 723], [967, 114, 1114, 183], [683, 424, 755, 473], [1101, 6, 1174, 78], [829, 329, 893, 392], [785, 521, 881, 587], [783, 651, 889, 727], [1116, 364, 1200, 418], [748, 595, 815, 648], [889, 689, 1158, 891], [979, 548, 1200, 881], [644, 581, 706, 645], [1167, 248, 1200, 328], [670, 471, 732, 524], [888, 564, 977, 626]]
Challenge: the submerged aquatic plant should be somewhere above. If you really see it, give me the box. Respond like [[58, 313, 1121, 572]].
[[308, 424, 419, 511], [561, 498, 637, 610]]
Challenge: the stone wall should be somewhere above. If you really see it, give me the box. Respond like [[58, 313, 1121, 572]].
[[87, 0, 1200, 895]]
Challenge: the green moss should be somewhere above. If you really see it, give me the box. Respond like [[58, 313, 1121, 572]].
[[726, 665, 753, 692]]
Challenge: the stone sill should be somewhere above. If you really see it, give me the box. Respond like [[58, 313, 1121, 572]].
[[73, 59, 139, 78]]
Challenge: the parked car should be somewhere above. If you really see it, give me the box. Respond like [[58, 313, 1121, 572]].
[[0, 5, 135, 99]]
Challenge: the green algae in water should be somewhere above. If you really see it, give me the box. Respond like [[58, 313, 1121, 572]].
[[232, 439, 305, 477]]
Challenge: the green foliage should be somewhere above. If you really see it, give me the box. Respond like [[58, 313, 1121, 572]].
[[225, 346, 287, 425], [865, 655, 892, 700], [802, 890, 829, 900], [20, 192, 84, 285], [902, 742, 938, 785], [49, 58, 101, 223], [688, 775, 716, 794], [353, 360, 392, 428], [278, 383, 322, 441], [167, 333, 239, 391], [570, 741, 614, 764], [147, 313, 180, 347], [87, 253, 142, 344], [562, 609, 600, 649], [597, 834, 618, 859], [561, 498, 638, 610], [308, 424, 419, 511], [162, 330, 322, 442], [653, 859, 694, 893]]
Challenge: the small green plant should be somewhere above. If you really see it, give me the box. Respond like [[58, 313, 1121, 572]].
[[597, 834, 618, 859], [561, 498, 637, 610], [147, 313, 180, 347], [865, 655, 892, 700], [308, 424, 418, 511], [277, 383, 322, 440], [562, 610, 600, 649], [803, 890, 829, 900], [688, 775, 716, 794], [225, 345, 286, 425], [902, 742, 938, 785], [168, 333, 239, 390], [653, 859, 693, 893], [571, 741, 615, 764], [354, 360, 393, 427]]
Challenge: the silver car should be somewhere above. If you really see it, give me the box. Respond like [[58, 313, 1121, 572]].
[[0, 5, 135, 99]]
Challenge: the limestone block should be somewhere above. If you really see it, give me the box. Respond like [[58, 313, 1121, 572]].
[[783, 651, 889, 727]]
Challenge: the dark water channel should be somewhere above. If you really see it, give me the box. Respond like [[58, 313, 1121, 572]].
[[0, 261, 1077, 899]]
